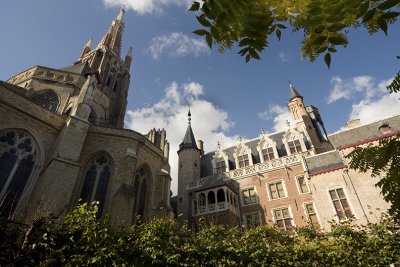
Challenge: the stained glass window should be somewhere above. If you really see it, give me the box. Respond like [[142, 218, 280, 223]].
[[0, 130, 38, 216], [80, 154, 112, 218], [32, 91, 59, 112]]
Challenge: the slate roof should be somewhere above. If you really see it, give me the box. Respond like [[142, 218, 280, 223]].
[[60, 61, 92, 75], [329, 115, 400, 149], [200, 131, 308, 177], [289, 83, 303, 100], [179, 124, 198, 151], [191, 174, 238, 193], [305, 150, 345, 176]]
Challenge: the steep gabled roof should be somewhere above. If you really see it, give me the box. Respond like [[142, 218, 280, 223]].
[[289, 83, 303, 100]]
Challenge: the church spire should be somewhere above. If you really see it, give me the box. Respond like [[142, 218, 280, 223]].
[[79, 38, 93, 59], [97, 8, 125, 57], [289, 82, 303, 101], [125, 47, 133, 68], [179, 109, 198, 151]]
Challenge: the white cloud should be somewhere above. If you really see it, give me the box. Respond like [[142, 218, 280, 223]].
[[126, 81, 238, 195], [279, 51, 289, 63], [327, 75, 376, 104], [103, 0, 191, 14], [148, 32, 209, 59], [329, 75, 400, 126], [258, 104, 295, 132]]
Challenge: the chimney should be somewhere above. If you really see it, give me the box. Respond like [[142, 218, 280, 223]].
[[197, 140, 204, 156]]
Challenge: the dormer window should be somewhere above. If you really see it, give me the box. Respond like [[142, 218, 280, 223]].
[[238, 154, 249, 168], [282, 127, 306, 156], [288, 140, 302, 154], [215, 157, 226, 173], [233, 138, 253, 169], [213, 143, 229, 174], [262, 147, 275, 161], [378, 123, 392, 134]]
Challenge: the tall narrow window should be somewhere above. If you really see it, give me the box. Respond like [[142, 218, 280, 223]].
[[297, 176, 309, 194], [268, 181, 285, 200], [80, 154, 111, 218], [238, 154, 249, 168], [242, 188, 258, 205], [305, 203, 319, 225], [329, 188, 353, 220], [215, 157, 226, 173], [198, 193, 206, 206], [0, 130, 38, 216], [273, 207, 293, 231], [262, 147, 275, 161], [132, 166, 150, 222], [32, 91, 59, 112], [288, 140, 302, 154]]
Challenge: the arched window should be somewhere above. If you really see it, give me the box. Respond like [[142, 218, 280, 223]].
[[0, 130, 38, 216], [32, 91, 59, 112], [132, 166, 150, 222], [199, 193, 206, 206], [80, 154, 112, 218], [217, 189, 225, 203], [208, 191, 216, 204]]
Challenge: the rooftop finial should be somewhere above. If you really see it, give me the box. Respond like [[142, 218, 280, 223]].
[[286, 120, 291, 128], [116, 8, 125, 22], [188, 108, 191, 125], [260, 128, 265, 135], [85, 38, 93, 48]]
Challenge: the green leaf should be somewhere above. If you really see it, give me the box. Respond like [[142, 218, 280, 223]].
[[197, 15, 211, 27], [277, 24, 287, 29], [363, 9, 376, 22], [377, 18, 388, 35], [314, 25, 325, 33], [381, 11, 400, 19], [188, 1, 200, 11], [324, 52, 331, 68], [205, 32, 212, 48], [245, 54, 251, 62], [193, 29, 208, 36], [312, 35, 328, 45], [317, 46, 328, 53], [276, 29, 281, 40], [249, 49, 260, 59], [328, 47, 337, 52], [328, 36, 348, 45], [357, 2, 369, 18], [378, 0, 400, 10], [327, 23, 347, 32]]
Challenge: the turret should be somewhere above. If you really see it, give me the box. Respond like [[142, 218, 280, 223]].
[[287, 82, 332, 154], [177, 109, 201, 226], [125, 47, 133, 69], [79, 38, 93, 59]]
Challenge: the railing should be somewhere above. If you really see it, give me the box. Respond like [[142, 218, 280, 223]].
[[187, 151, 314, 190], [197, 201, 229, 216]]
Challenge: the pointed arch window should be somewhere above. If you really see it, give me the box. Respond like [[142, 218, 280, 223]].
[[132, 166, 150, 222], [80, 154, 112, 218], [0, 130, 38, 216], [32, 90, 59, 112]]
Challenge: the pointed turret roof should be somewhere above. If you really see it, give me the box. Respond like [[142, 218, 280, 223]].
[[289, 82, 303, 100], [179, 109, 198, 151], [97, 8, 125, 56]]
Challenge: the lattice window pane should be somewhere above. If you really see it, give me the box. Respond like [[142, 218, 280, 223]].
[[32, 91, 59, 112]]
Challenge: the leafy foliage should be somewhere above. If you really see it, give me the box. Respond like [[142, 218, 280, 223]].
[[347, 134, 400, 220], [1, 202, 400, 266], [189, 0, 400, 66]]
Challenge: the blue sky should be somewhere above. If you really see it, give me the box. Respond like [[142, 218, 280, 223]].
[[1, 0, 399, 193]]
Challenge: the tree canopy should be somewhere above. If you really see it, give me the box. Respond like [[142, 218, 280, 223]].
[[190, 0, 400, 67]]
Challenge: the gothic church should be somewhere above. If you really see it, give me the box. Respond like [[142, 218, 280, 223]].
[[0, 10, 172, 226]]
